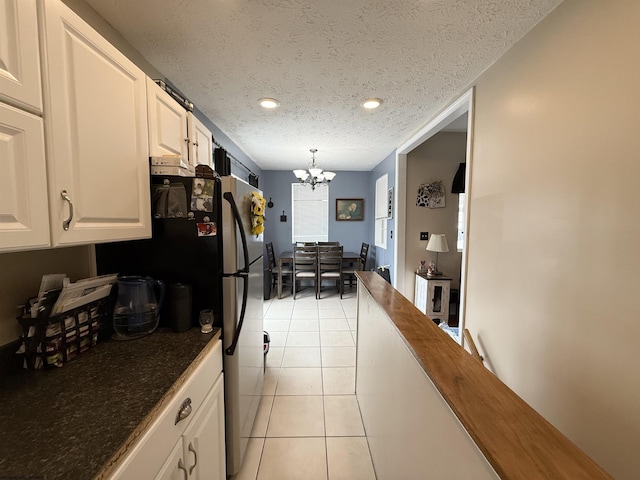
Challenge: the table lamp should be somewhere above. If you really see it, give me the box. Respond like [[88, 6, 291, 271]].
[[426, 234, 449, 275]]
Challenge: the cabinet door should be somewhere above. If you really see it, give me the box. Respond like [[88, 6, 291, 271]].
[[0, 103, 50, 252], [154, 438, 187, 480], [0, 0, 42, 113], [147, 78, 189, 161], [183, 373, 226, 480], [40, 0, 151, 246], [426, 280, 450, 322], [188, 113, 213, 167]]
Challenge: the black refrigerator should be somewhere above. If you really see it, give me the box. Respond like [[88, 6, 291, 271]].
[[96, 173, 264, 476]]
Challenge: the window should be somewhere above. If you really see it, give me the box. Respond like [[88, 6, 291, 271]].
[[292, 184, 328, 243], [375, 174, 388, 248]]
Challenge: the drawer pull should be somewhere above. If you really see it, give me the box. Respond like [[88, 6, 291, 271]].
[[178, 458, 188, 479], [188, 442, 198, 474], [61, 190, 73, 231], [175, 397, 192, 424]]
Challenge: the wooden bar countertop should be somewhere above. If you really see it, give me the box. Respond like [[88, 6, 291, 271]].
[[355, 271, 612, 479]]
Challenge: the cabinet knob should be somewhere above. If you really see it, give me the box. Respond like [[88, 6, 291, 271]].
[[175, 397, 192, 424]]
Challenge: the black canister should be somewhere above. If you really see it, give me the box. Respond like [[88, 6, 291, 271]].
[[168, 283, 192, 333]]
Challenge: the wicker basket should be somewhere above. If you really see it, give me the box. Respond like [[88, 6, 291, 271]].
[[17, 296, 114, 369]]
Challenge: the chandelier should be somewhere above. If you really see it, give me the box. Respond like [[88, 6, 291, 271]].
[[293, 149, 336, 190]]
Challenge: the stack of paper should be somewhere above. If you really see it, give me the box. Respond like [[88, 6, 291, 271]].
[[50, 274, 118, 316]]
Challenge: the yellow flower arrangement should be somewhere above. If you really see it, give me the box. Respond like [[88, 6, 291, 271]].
[[250, 191, 266, 236]]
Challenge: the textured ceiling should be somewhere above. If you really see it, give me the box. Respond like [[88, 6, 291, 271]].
[[84, 0, 562, 171]]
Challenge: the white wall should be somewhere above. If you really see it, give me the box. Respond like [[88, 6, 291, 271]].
[[0, 247, 94, 345], [405, 132, 466, 296], [465, 0, 640, 477]]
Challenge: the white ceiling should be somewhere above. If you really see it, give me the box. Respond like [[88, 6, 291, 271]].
[[84, 0, 562, 172]]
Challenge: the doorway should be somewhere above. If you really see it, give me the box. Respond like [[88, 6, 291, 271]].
[[393, 88, 474, 343]]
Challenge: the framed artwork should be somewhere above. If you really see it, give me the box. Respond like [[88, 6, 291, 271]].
[[387, 187, 394, 219], [416, 180, 446, 209], [336, 198, 364, 221]]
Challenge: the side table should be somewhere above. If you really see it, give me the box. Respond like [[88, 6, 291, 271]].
[[414, 273, 452, 325]]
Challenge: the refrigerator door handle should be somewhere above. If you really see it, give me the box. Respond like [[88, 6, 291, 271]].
[[223, 191, 250, 356]]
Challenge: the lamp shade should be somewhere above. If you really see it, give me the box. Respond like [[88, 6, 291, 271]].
[[426, 234, 449, 253], [293, 169, 309, 180]]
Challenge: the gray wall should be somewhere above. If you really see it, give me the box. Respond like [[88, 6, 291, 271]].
[[369, 150, 397, 280]]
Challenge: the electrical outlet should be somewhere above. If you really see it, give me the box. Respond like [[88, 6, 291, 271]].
[[420, 232, 429, 241]]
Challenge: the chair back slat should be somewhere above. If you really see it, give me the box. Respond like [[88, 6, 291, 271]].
[[293, 244, 317, 274], [293, 244, 318, 299], [317, 245, 343, 299], [295, 242, 317, 247], [266, 242, 276, 269], [318, 245, 343, 272], [360, 242, 370, 270]]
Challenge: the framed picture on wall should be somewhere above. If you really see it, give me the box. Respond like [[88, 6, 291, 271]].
[[336, 199, 364, 221], [387, 188, 394, 219]]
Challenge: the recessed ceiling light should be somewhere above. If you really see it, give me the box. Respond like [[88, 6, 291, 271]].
[[259, 98, 280, 109], [363, 98, 383, 109]]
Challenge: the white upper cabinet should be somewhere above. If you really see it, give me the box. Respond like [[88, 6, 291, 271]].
[[39, 0, 151, 246], [0, 0, 48, 253], [0, 0, 42, 113], [188, 112, 213, 168], [0, 103, 49, 252], [147, 78, 189, 162]]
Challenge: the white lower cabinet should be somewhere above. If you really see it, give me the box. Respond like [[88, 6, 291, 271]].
[[155, 439, 185, 480], [155, 374, 226, 480], [109, 340, 225, 480]]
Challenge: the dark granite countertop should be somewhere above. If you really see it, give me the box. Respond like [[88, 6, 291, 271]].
[[0, 327, 220, 480]]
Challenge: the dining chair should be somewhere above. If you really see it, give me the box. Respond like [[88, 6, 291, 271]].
[[317, 245, 343, 299], [266, 242, 292, 298], [295, 242, 317, 247], [343, 242, 369, 289], [317, 241, 340, 246], [293, 244, 318, 299]]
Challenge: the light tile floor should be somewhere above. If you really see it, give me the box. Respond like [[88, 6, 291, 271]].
[[231, 286, 377, 480]]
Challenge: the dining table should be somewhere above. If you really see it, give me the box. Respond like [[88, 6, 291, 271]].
[[277, 250, 362, 299]]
